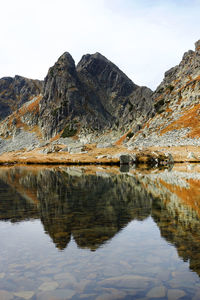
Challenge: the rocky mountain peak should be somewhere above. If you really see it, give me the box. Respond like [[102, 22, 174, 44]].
[[77, 52, 137, 97], [45, 52, 76, 82], [36, 50, 153, 139], [52, 52, 76, 74]]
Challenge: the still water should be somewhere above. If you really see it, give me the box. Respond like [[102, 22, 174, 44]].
[[0, 165, 200, 299]]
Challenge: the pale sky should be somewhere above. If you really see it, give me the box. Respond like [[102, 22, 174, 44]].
[[1, 0, 200, 90]]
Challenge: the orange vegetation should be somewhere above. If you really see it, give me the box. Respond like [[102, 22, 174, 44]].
[[20, 95, 42, 115], [115, 131, 130, 145], [160, 103, 200, 138], [165, 107, 173, 113], [160, 178, 200, 218], [50, 133, 62, 143], [3, 168, 39, 205], [154, 94, 164, 102]]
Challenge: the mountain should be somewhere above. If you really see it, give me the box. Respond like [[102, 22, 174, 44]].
[[128, 39, 200, 148], [39, 51, 153, 139], [0, 75, 43, 120], [0, 39, 199, 160]]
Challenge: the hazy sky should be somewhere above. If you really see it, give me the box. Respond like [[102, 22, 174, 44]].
[[1, 0, 200, 90]]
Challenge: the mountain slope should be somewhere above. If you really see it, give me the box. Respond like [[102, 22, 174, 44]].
[[0, 75, 43, 120], [128, 39, 200, 148]]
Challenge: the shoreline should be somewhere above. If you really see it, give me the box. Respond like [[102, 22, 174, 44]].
[[1, 145, 200, 165]]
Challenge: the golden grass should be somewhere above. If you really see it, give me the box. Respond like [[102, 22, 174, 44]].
[[160, 178, 200, 217], [115, 130, 130, 145], [20, 95, 42, 116], [160, 103, 200, 137], [0, 144, 200, 165]]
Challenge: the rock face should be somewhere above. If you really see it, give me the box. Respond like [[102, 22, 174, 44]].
[[38, 52, 153, 138], [0, 51, 153, 143], [0, 75, 43, 120], [128, 39, 200, 148], [39, 52, 83, 138]]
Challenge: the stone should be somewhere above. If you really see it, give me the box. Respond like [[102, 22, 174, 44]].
[[0, 272, 5, 278], [74, 279, 90, 292], [59, 146, 69, 152], [68, 146, 86, 154], [135, 150, 173, 165], [96, 155, 107, 159], [96, 143, 113, 148], [146, 286, 166, 298], [167, 289, 186, 300], [38, 281, 59, 291], [96, 292, 125, 300], [192, 290, 200, 300], [120, 154, 135, 165], [79, 294, 97, 299], [54, 272, 77, 284], [13, 291, 34, 300], [120, 164, 130, 172], [0, 290, 13, 300], [36, 289, 76, 300], [187, 152, 197, 159], [99, 275, 154, 289]]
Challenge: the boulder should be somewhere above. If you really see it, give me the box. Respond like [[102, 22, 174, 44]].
[[135, 150, 174, 166], [120, 154, 136, 165], [68, 146, 86, 154], [96, 143, 113, 148]]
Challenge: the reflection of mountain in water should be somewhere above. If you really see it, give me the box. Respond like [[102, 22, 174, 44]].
[[0, 179, 38, 222], [0, 167, 151, 250], [139, 169, 200, 276], [1, 166, 200, 275]]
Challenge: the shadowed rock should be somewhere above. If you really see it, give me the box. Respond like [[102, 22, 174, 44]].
[[0, 75, 43, 120]]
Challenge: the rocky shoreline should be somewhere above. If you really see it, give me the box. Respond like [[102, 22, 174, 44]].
[[1, 144, 200, 166]]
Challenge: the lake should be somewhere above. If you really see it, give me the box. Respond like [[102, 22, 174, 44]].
[[0, 164, 200, 300]]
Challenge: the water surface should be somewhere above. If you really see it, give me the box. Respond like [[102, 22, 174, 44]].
[[0, 165, 200, 299]]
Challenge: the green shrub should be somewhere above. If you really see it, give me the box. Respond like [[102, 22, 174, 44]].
[[167, 85, 174, 92], [61, 124, 77, 138], [51, 108, 59, 117], [126, 131, 134, 139], [129, 102, 133, 112], [154, 98, 164, 111]]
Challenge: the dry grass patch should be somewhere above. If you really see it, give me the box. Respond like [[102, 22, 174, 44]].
[[160, 103, 200, 137]]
